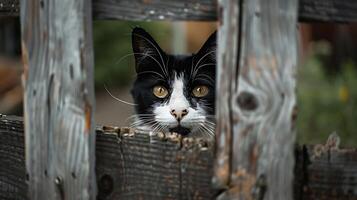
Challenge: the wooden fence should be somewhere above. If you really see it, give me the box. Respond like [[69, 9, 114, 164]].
[[2, 115, 357, 199], [0, 0, 357, 199]]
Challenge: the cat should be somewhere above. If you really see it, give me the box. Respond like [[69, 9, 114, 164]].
[[130, 27, 216, 139]]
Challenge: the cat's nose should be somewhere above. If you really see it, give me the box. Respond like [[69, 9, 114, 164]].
[[170, 109, 188, 121]]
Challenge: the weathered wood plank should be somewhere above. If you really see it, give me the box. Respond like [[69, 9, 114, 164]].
[[0, 0, 19, 17], [93, 0, 217, 21], [294, 135, 357, 200], [212, 0, 239, 190], [298, 0, 357, 23], [2, 0, 357, 22], [96, 127, 215, 200], [0, 116, 216, 200], [214, 0, 298, 199], [2, 116, 357, 199], [0, 115, 27, 200], [20, 0, 96, 199]]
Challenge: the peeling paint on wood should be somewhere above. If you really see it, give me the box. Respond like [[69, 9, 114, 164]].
[[20, 0, 96, 199]]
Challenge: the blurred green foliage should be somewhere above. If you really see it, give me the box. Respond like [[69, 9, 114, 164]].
[[297, 42, 357, 147], [93, 21, 171, 89]]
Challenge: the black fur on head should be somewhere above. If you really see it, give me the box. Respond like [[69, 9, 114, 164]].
[[131, 27, 216, 137]]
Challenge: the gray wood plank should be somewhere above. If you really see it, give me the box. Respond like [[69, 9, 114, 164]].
[[96, 127, 215, 200], [0, 116, 216, 200], [295, 144, 357, 200], [20, 0, 96, 199], [0, 115, 27, 200], [211, 0, 239, 190], [0, 0, 19, 17], [298, 0, 357, 23], [214, 0, 298, 199], [3, 0, 357, 22], [1, 116, 357, 199], [93, 0, 217, 21]]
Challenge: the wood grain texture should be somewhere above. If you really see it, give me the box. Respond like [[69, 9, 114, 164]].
[[93, 0, 217, 21], [3, 0, 357, 22], [212, 0, 239, 190], [96, 127, 215, 200], [0, 116, 216, 200], [20, 0, 96, 199], [0, 0, 19, 17], [294, 144, 357, 200], [0, 115, 27, 200], [214, 0, 298, 199], [2, 116, 357, 199], [298, 0, 357, 23]]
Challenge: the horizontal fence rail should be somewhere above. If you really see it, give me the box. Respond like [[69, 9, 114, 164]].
[[0, 115, 216, 200], [0, 0, 357, 22], [1, 115, 357, 199]]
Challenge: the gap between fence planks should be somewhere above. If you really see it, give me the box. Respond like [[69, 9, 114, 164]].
[[1, 0, 357, 22], [20, 0, 96, 199], [1, 115, 357, 199]]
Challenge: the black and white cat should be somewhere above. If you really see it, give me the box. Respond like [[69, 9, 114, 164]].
[[130, 27, 216, 139]]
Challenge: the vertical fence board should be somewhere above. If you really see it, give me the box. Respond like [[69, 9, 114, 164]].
[[20, 0, 96, 199], [213, 0, 240, 190], [214, 0, 298, 199]]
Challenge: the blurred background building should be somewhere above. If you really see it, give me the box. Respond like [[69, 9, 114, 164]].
[[0, 18, 356, 146]]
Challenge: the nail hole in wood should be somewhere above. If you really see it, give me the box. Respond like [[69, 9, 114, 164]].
[[69, 64, 74, 80], [40, 1, 44, 8], [237, 91, 258, 111], [71, 172, 76, 179], [55, 176, 62, 185]]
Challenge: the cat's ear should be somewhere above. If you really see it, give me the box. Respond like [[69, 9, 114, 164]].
[[196, 31, 217, 61], [132, 27, 165, 72]]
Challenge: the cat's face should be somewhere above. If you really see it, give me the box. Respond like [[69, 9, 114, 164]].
[[131, 27, 216, 138]]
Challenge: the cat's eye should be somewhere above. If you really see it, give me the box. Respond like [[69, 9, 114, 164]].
[[192, 86, 209, 97], [153, 86, 168, 98]]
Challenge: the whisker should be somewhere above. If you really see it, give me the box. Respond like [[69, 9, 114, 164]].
[[194, 74, 215, 85], [192, 50, 215, 75], [137, 53, 168, 78], [192, 63, 215, 78], [136, 71, 166, 80], [104, 85, 137, 106], [132, 33, 169, 78]]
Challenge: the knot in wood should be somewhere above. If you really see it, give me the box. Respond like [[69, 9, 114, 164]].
[[98, 174, 114, 197], [237, 91, 258, 111], [251, 174, 267, 200]]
